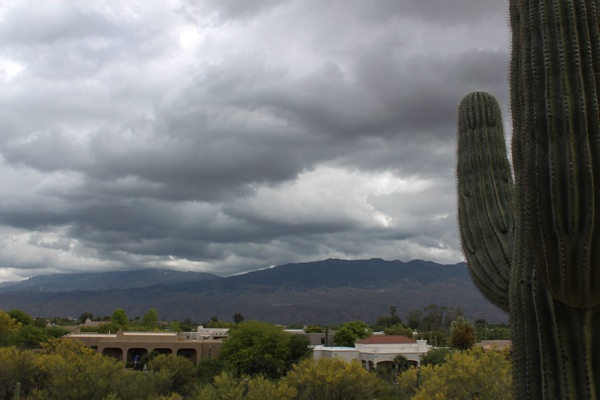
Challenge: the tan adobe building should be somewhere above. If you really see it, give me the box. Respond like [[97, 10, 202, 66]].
[[63, 329, 223, 365]]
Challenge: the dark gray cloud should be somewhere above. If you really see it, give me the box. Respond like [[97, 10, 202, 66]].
[[0, 0, 511, 282]]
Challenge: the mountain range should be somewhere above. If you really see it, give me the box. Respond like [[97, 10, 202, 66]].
[[0, 258, 507, 325]]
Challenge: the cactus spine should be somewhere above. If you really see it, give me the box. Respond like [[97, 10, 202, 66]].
[[457, 1, 600, 398]]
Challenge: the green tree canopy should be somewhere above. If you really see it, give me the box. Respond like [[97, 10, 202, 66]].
[[78, 312, 94, 324], [142, 308, 159, 329], [220, 321, 294, 379], [420, 347, 456, 367], [405, 308, 424, 330], [449, 316, 476, 351], [287, 334, 312, 365], [232, 312, 244, 324], [383, 324, 413, 337], [7, 309, 33, 326], [110, 309, 128, 329], [333, 320, 372, 347], [375, 305, 403, 328]]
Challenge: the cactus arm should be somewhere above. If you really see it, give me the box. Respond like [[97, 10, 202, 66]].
[[13, 382, 20, 400], [457, 91, 514, 312], [456, 1, 600, 398]]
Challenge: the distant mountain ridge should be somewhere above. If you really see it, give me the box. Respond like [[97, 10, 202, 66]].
[[0, 269, 219, 293], [0, 259, 507, 325]]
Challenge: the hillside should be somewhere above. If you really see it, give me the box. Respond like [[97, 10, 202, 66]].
[[0, 259, 507, 325], [0, 269, 219, 293]]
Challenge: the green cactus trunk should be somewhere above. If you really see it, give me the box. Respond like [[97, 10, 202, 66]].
[[457, 1, 600, 398]]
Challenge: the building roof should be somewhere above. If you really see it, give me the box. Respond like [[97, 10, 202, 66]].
[[356, 335, 416, 345]]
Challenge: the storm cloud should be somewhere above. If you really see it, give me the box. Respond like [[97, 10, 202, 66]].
[[0, 0, 511, 282]]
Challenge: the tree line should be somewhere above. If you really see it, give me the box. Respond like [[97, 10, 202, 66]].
[[0, 305, 511, 399]]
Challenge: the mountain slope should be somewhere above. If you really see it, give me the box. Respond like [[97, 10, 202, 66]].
[[0, 259, 506, 325], [0, 269, 219, 293]]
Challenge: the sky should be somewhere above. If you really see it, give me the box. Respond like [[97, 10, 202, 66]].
[[0, 0, 511, 282]]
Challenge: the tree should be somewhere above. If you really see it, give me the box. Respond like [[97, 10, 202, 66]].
[[10, 325, 50, 349], [375, 305, 403, 328], [420, 347, 456, 367], [206, 316, 230, 328], [406, 309, 423, 330], [284, 358, 380, 400], [333, 321, 372, 347], [36, 339, 159, 400], [0, 311, 21, 346], [0, 346, 47, 398], [219, 321, 292, 379], [394, 354, 411, 373], [87, 322, 120, 334], [449, 316, 476, 351], [143, 308, 159, 329], [383, 324, 413, 337], [78, 312, 94, 324], [476, 323, 511, 341], [287, 334, 312, 365], [179, 317, 196, 331], [111, 309, 128, 329], [196, 358, 232, 386], [398, 348, 511, 400], [197, 372, 296, 400], [7, 309, 33, 326], [232, 313, 244, 324], [148, 354, 197, 397], [418, 329, 448, 347], [304, 325, 323, 333]]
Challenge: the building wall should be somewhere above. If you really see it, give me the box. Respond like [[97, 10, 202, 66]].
[[312, 346, 359, 363], [313, 339, 431, 368], [63, 330, 222, 365]]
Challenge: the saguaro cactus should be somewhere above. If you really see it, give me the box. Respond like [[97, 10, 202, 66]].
[[456, 1, 600, 399], [13, 382, 20, 400]]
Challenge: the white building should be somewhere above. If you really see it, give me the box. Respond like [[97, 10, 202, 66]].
[[181, 326, 229, 340], [312, 346, 359, 363], [313, 335, 431, 370]]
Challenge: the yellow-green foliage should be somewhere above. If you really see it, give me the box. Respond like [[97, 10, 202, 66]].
[[396, 364, 436, 396], [284, 358, 380, 400], [398, 348, 511, 400], [1, 340, 162, 400], [147, 353, 197, 397], [0, 346, 46, 399], [0, 311, 21, 346], [196, 372, 296, 400]]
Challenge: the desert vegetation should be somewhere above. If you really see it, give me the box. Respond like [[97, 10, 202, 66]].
[[0, 307, 513, 399]]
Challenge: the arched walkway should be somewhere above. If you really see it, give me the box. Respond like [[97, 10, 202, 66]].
[[177, 349, 198, 363], [102, 348, 123, 361], [127, 348, 148, 369]]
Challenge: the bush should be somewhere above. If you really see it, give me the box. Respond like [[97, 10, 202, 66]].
[[284, 358, 380, 400], [399, 348, 511, 400]]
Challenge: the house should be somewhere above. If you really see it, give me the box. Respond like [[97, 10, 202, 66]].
[[355, 335, 430, 369], [62, 328, 223, 365], [313, 335, 431, 370], [181, 325, 229, 340]]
